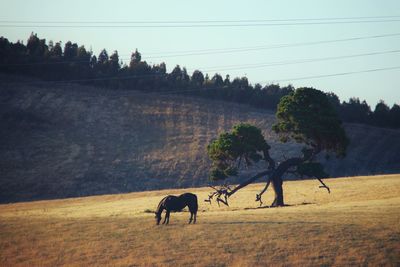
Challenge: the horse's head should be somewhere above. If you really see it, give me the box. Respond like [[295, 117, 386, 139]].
[[155, 212, 161, 225]]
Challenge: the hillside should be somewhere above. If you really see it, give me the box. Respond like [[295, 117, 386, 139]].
[[0, 175, 399, 266], [1, 74, 400, 202]]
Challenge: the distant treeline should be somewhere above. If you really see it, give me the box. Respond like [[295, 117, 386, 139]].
[[1, 33, 399, 129]]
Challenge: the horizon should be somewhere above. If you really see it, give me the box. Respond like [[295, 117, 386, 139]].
[[1, 0, 399, 107]]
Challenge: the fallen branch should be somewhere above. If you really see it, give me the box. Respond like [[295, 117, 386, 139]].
[[255, 178, 271, 206], [205, 185, 231, 206], [316, 177, 330, 193]]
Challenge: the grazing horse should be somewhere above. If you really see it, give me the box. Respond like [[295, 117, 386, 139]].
[[155, 193, 198, 225]]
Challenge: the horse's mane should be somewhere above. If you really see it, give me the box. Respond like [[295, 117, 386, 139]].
[[155, 196, 169, 214]]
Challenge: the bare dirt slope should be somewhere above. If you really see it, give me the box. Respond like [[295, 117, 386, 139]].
[[0, 175, 399, 266], [1, 76, 400, 202]]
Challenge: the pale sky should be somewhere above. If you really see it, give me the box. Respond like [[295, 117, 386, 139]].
[[1, 0, 399, 107]]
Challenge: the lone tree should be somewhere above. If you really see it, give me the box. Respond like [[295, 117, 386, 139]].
[[206, 87, 349, 207]]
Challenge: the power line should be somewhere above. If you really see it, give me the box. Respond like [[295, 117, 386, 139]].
[[2, 65, 399, 88], [2, 50, 399, 80], [3, 49, 400, 73], [262, 66, 400, 84], [1, 20, 400, 28], [87, 65, 400, 96], [0, 73, 167, 85], [197, 50, 400, 72], [143, 33, 400, 58], [2, 33, 400, 67], [2, 15, 400, 24], [0, 74, 216, 98]]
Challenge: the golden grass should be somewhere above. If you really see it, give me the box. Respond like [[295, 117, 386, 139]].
[[1, 174, 399, 266]]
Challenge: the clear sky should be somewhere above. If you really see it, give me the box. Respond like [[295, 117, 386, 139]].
[[1, 0, 399, 107]]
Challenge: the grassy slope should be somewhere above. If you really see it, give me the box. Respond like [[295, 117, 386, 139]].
[[1, 76, 400, 203], [0, 174, 399, 266]]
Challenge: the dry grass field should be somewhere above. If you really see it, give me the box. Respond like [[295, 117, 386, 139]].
[[1, 174, 399, 266]]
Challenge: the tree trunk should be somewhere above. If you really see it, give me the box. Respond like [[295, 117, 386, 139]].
[[271, 175, 284, 207], [269, 156, 306, 207]]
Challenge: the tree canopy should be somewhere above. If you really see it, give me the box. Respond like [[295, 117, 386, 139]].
[[273, 87, 349, 157], [208, 124, 269, 180]]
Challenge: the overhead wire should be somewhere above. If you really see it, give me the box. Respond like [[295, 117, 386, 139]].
[[2, 15, 400, 24], [261, 66, 400, 84], [1, 16, 399, 94], [2, 65, 399, 91], [196, 49, 400, 72], [1, 21, 400, 28], [1, 32, 400, 67], [1, 17, 400, 28], [144, 33, 400, 59], [2, 49, 400, 77]]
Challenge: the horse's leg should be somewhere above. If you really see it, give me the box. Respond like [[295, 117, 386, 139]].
[[189, 204, 197, 224], [162, 211, 167, 224], [165, 210, 170, 225], [189, 212, 193, 224]]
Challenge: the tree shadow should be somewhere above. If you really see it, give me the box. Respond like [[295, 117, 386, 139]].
[[205, 221, 282, 225], [205, 220, 321, 226], [243, 202, 315, 210]]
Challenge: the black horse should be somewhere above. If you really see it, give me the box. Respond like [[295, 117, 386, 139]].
[[155, 193, 198, 225]]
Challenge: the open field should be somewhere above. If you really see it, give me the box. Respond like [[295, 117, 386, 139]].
[[1, 174, 399, 266]]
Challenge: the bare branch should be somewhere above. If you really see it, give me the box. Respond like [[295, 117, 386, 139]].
[[256, 179, 271, 206], [204, 190, 218, 204], [262, 149, 276, 170], [237, 155, 243, 169], [217, 197, 229, 207], [244, 157, 251, 168], [205, 185, 232, 206], [316, 177, 330, 193]]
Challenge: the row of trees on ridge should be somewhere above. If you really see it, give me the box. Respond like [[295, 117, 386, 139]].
[[0, 33, 399, 129]]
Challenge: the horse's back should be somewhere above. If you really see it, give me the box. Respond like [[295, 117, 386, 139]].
[[162, 193, 198, 212], [179, 193, 198, 212], [180, 192, 197, 200]]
